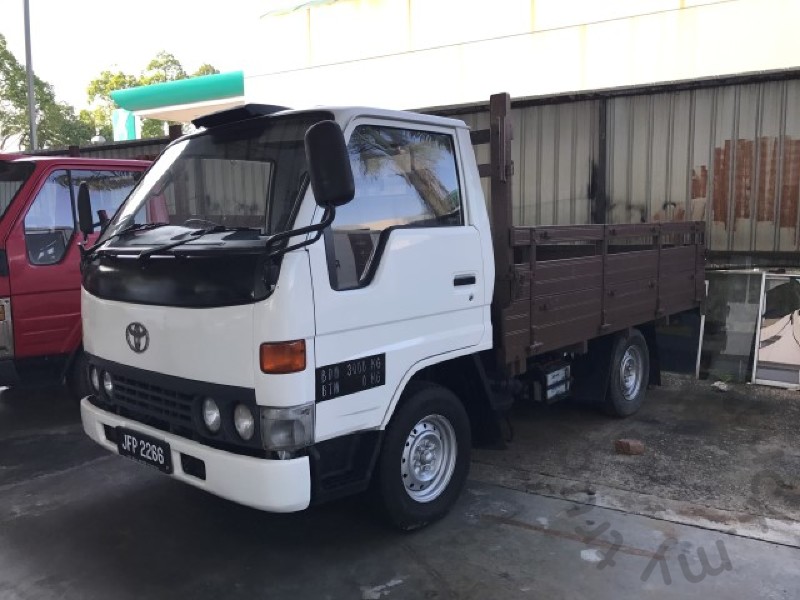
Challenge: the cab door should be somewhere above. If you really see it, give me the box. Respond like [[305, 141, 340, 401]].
[[7, 168, 140, 360], [308, 121, 488, 441]]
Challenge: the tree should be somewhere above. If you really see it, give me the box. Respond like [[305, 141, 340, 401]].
[[0, 33, 93, 150], [140, 51, 186, 85], [85, 51, 219, 140], [79, 108, 112, 143], [85, 70, 139, 141], [193, 64, 220, 77]]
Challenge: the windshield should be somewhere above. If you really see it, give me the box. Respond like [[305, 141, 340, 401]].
[[100, 112, 331, 243], [0, 160, 35, 220]]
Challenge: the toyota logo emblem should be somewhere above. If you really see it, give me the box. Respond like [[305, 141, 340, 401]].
[[125, 322, 149, 353]]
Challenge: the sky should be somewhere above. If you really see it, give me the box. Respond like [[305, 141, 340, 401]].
[[0, 0, 269, 111]]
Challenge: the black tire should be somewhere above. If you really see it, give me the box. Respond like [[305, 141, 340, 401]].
[[375, 382, 471, 531], [604, 329, 650, 417], [67, 350, 92, 404]]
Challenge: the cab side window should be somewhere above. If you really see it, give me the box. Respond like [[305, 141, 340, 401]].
[[24, 170, 74, 265], [70, 170, 140, 226], [326, 125, 462, 290], [24, 169, 140, 265]]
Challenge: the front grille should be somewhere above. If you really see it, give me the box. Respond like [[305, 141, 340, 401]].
[[112, 374, 195, 426], [94, 372, 197, 438], [88, 356, 266, 457]]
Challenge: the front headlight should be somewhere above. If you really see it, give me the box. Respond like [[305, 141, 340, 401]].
[[260, 403, 315, 451], [89, 366, 100, 392], [233, 404, 255, 440], [102, 371, 114, 396], [202, 397, 221, 433]]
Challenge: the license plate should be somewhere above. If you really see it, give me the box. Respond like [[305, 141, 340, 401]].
[[116, 427, 172, 474]]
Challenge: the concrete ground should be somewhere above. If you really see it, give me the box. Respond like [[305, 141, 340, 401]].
[[472, 373, 800, 545], [2, 378, 799, 599]]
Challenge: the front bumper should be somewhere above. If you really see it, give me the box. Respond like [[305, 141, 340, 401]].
[[81, 398, 311, 512]]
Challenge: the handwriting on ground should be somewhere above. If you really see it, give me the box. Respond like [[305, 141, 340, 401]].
[[361, 578, 404, 600], [483, 509, 733, 586]]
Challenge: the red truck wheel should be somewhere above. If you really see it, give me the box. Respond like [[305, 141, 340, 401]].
[[604, 329, 649, 417]]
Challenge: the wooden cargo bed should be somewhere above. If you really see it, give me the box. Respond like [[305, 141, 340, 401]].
[[471, 93, 705, 375]]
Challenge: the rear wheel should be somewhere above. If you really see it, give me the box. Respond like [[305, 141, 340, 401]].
[[67, 350, 92, 404], [375, 383, 471, 531], [604, 329, 649, 417]]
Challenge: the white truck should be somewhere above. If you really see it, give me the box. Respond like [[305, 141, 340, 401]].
[[77, 94, 704, 530]]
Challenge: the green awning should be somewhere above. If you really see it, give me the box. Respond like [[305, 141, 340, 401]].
[[110, 71, 245, 112]]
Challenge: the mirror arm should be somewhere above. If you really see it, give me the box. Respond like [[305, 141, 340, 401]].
[[265, 206, 336, 258]]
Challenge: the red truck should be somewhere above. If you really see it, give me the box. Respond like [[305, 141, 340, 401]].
[[0, 154, 149, 399]]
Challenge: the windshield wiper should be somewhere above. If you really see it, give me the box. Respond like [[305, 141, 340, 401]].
[[84, 222, 170, 257], [137, 225, 259, 260]]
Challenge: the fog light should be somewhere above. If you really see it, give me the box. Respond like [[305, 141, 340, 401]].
[[234, 404, 255, 440], [202, 398, 221, 433], [260, 403, 314, 451], [89, 367, 100, 392], [102, 371, 114, 396]]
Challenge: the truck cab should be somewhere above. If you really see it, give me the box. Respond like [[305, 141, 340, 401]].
[[0, 155, 149, 397]]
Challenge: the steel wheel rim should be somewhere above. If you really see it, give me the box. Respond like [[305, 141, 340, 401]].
[[401, 414, 457, 503], [620, 345, 644, 400]]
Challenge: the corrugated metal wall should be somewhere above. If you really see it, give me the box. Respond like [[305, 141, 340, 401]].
[[73, 140, 168, 161], [0, 182, 21, 214], [36, 77, 800, 257], [33, 139, 169, 161], [461, 101, 600, 227], [458, 78, 800, 257]]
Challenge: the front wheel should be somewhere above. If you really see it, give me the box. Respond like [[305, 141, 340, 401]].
[[375, 383, 471, 531], [604, 329, 650, 417]]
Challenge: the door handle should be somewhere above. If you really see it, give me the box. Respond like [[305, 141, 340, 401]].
[[453, 275, 476, 287]]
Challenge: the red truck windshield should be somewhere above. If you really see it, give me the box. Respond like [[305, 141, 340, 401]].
[[0, 160, 35, 220]]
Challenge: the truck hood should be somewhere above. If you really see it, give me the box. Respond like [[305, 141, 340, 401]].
[[80, 251, 316, 404], [82, 290, 257, 388]]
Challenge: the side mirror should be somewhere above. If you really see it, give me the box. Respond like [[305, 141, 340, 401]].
[[304, 120, 355, 208], [77, 183, 94, 237]]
